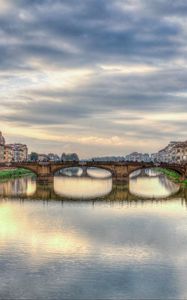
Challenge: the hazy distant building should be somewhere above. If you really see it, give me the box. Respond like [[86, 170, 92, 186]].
[[48, 153, 60, 162], [61, 153, 79, 162], [151, 152, 159, 162], [90, 156, 125, 162], [125, 152, 151, 162], [38, 154, 48, 162]]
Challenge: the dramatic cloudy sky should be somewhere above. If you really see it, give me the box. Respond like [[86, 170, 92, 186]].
[[0, 0, 187, 157]]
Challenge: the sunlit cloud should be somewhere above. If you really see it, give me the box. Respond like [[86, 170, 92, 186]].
[[0, 0, 12, 13], [99, 64, 158, 74]]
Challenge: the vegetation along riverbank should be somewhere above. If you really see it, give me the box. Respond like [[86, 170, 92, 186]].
[[157, 168, 187, 185], [0, 168, 35, 181]]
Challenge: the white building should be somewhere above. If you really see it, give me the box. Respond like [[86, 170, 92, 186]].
[[6, 144, 28, 162], [125, 152, 151, 162], [151, 141, 179, 163], [171, 141, 187, 163], [48, 153, 60, 162], [38, 154, 48, 162]]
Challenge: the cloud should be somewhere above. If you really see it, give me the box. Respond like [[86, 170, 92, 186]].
[[0, 0, 186, 156]]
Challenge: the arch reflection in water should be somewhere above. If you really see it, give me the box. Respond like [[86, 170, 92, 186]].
[[0, 176, 36, 197], [54, 176, 112, 199], [129, 168, 180, 198], [87, 167, 111, 178], [58, 167, 83, 177]]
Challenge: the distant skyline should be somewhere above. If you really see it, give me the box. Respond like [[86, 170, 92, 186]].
[[1, 0, 187, 158]]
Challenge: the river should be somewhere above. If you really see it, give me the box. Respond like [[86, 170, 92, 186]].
[[0, 168, 187, 299]]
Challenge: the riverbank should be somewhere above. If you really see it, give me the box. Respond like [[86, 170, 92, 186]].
[[0, 168, 35, 181], [157, 168, 187, 185]]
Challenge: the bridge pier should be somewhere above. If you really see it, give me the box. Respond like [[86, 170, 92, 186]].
[[81, 167, 88, 177], [37, 175, 54, 185], [34, 183, 56, 199], [113, 176, 129, 184]]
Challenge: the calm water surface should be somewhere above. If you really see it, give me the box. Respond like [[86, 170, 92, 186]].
[[0, 168, 187, 299]]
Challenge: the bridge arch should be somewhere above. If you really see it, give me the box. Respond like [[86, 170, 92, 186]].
[[52, 164, 113, 178], [52, 164, 81, 176], [129, 165, 184, 178]]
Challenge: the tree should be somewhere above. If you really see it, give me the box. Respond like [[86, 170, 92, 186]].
[[61, 152, 79, 162], [30, 152, 38, 162]]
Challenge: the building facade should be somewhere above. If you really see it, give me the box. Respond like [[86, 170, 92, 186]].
[[4, 145, 14, 162], [48, 153, 60, 162], [38, 154, 48, 162], [171, 141, 187, 163], [0, 132, 5, 162], [0, 132, 29, 163], [12, 144, 28, 162], [125, 152, 151, 162], [4, 143, 28, 162], [151, 141, 179, 163]]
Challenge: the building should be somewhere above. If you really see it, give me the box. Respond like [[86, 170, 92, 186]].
[[13, 144, 28, 162], [0, 131, 5, 162], [48, 153, 60, 162], [150, 152, 159, 162], [38, 154, 48, 162], [171, 141, 187, 163], [125, 152, 151, 162], [0, 131, 29, 163], [4, 145, 14, 162], [6, 144, 28, 162], [0, 131, 5, 145], [151, 141, 179, 163]]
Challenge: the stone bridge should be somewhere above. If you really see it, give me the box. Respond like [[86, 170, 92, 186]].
[[0, 161, 187, 183]]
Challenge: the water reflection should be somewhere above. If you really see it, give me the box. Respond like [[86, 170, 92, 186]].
[[0, 172, 187, 299], [130, 168, 162, 178], [130, 168, 180, 198], [0, 169, 183, 201], [0, 176, 36, 197], [54, 176, 113, 199], [0, 186, 187, 299], [58, 167, 82, 177]]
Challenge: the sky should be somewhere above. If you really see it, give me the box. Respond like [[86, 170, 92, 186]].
[[0, 0, 187, 158]]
